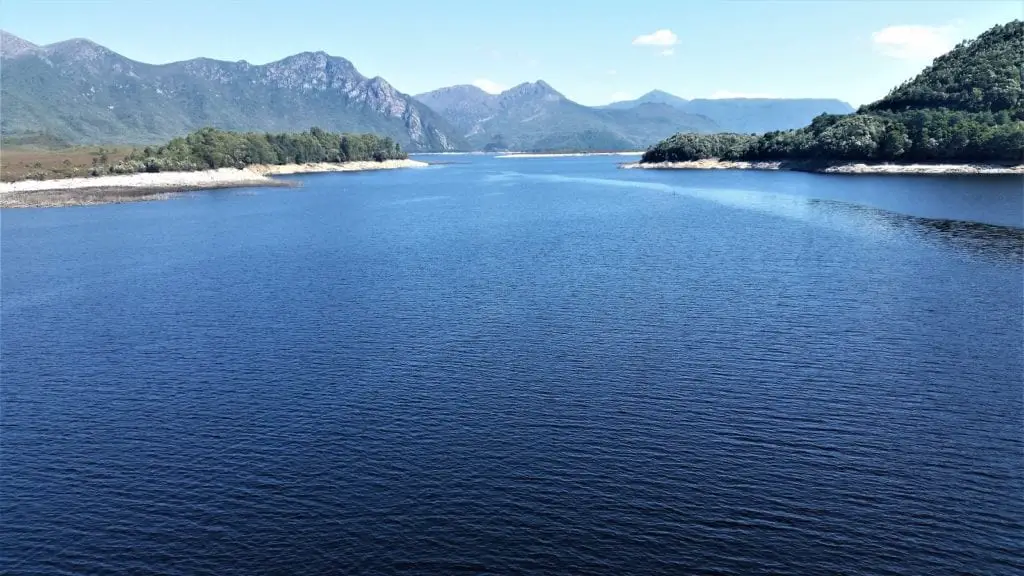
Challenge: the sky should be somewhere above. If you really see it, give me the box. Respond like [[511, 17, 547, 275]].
[[2, 0, 1021, 106]]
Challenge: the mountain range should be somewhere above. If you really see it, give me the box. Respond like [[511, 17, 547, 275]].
[[413, 83, 720, 151], [1, 31, 854, 151], [414, 85, 852, 150], [0, 31, 463, 151]]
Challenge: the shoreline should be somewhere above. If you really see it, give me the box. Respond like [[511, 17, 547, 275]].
[[497, 151, 644, 159], [0, 159, 428, 208], [620, 159, 1024, 175], [250, 159, 427, 175]]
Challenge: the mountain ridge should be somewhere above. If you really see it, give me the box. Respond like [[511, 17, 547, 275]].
[[417, 82, 857, 150], [415, 83, 720, 151], [601, 90, 691, 110], [0, 31, 465, 151], [602, 90, 856, 132], [2, 30, 858, 152]]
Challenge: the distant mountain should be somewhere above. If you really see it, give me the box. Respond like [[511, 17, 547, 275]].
[[602, 90, 855, 133], [0, 31, 465, 151], [601, 90, 690, 110], [413, 84, 504, 141], [678, 98, 855, 133], [415, 82, 719, 151]]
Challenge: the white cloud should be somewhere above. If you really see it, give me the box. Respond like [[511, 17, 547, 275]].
[[871, 24, 960, 60], [606, 69, 617, 76], [632, 29, 679, 47], [709, 90, 777, 99], [472, 79, 506, 94], [660, 48, 675, 57]]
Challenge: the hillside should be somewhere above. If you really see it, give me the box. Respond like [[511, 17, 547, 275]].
[[603, 90, 854, 132], [643, 20, 1024, 166], [865, 21, 1022, 115], [0, 31, 465, 151], [416, 82, 719, 151]]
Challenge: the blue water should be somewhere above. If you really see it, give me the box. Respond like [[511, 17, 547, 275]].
[[2, 156, 1022, 575]]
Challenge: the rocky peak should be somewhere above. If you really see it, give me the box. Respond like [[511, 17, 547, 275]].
[[286, 50, 329, 67], [415, 85, 497, 115], [350, 76, 408, 118], [432, 84, 491, 98], [43, 38, 115, 62], [366, 75, 393, 91], [181, 58, 248, 83], [262, 51, 360, 91], [0, 31, 39, 59], [502, 80, 564, 102]]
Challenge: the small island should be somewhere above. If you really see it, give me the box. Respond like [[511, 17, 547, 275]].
[[0, 127, 427, 208], [627, 21, 1024, 175]]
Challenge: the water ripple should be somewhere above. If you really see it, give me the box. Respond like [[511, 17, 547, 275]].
[[2, 156, 1022, 575]]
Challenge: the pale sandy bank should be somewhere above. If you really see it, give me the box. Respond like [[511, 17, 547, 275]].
[[819, 163, 1024, 175], [620, 160, 1024, 175], [497, 152, 644, 159], [250, 159, 427, 175], [0, 160, 428, 208], [621, 160, 782, 171]]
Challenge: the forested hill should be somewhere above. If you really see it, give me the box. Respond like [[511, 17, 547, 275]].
[[642, 20, 1024, 166], [864, 21, 1022, 115], [92, 128, 406, 176]]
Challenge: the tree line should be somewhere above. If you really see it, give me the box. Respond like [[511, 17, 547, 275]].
[[98, 127, 407, 175], [643, 110, 1024, 164]]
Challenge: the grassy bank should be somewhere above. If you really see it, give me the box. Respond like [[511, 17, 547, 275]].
[[1, 145, 137, 182]]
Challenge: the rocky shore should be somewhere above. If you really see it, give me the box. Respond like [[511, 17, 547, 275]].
[[620, 160, 1024, 175], [0, 160, 428, 208]]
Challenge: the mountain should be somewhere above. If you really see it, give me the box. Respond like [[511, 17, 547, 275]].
[[0, 32, 466, 151], [415, 82, 719, 151], [602, 102, 719, 141], [409, 85, 499, 141], [0, 30, 39, 58], [642, 20, 1024, 166], [601, 90, 690, 110], [603, 90, 855, 133], [678, 98, 855, 133]]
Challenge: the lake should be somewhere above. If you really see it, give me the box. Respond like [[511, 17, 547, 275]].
[[2, 156, 1022, 575]]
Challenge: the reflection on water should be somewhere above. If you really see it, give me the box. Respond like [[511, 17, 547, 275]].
[[806, 198, 1024, 264], [488, 171, 1024, 264]]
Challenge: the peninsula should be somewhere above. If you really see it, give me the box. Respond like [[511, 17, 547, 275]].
[[0, 128, 428, 208], [628, 21, 1024, 174]]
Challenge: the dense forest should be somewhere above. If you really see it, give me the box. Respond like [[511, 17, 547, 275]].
[[97, 127, 406, 175], [643, 20, 1024, 165]]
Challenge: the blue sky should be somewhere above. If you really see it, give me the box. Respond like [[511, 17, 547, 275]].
[[2, 0, 1020, 106]]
